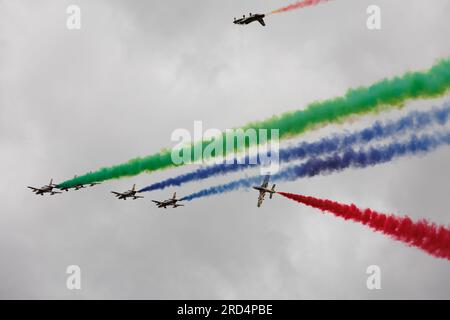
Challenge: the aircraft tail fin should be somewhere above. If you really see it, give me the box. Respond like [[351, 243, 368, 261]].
[[132, 184, 136, 191], [50, 178, 53, 185], [258, 18, 266, 26], [172, 192, 177, 199], [270, 184, 276, 199]]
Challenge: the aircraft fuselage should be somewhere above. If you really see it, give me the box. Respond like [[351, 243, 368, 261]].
[[233, 13, 266, 26]]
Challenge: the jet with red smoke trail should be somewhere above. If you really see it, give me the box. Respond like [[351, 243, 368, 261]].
[[233, 13, 266, 26], [253, 175, 276, 207]]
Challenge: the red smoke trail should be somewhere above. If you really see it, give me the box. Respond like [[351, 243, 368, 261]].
[[278, 192, 450, 261], [269, 0, 331, 15]]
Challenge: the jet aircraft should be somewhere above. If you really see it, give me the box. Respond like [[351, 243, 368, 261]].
[[59, 175, 101, 192], [233, 13, 266, 26], [152, 192, 184, 209], [253, 175, 276, 207], [111, 184, 144, 200], [27, 179, 61, 196]]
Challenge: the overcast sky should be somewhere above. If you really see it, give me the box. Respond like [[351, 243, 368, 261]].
[[0, 0, 449, 299]]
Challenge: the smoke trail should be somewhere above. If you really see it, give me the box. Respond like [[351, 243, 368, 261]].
[[278, 192, 450, 261], [59, 58, 450, 189], [269, 0, 331, 15], [140, 103, 450, 192], [182, 130, 450, 201]]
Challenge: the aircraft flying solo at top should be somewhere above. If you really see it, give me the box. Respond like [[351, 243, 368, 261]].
[[233, 13, 266, 26]]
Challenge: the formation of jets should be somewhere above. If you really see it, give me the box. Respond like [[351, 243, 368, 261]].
[[28, 8, 277, 208], [28, 179, 187, 209], [28, 175, 279, 209], [233, 13, 266, 27]]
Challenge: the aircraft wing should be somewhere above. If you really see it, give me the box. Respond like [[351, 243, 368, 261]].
[[261, 175, 270, 188], [27, 186, 39, 192], [152, 200, 164, 206], [258, 18, 265, 26], [173, 204, 184, 208], [257, 191, 266, 207], [111, 191, 123, 197]]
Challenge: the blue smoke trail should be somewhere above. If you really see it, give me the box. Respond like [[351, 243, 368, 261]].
[[181, 129, 450, 201], [139, 102, 450, 193]]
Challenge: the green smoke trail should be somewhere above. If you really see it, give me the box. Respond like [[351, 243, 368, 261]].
[[59, 58, 450, 188]]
